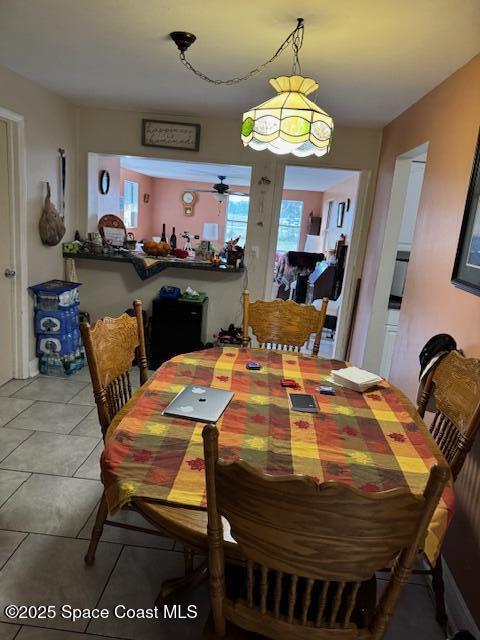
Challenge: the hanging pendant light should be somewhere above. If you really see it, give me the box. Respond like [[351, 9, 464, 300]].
[[170, 19, 333, 157], [241, 75, 333, 157]]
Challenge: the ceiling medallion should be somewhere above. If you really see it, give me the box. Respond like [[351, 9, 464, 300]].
[[169, 19, 333, 158]]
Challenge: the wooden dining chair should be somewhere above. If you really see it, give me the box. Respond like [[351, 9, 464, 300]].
[[202, 423, 449, 640], [80, 300, 158, 565], [81, 300, 197, 574], [80, 299, 149, 437], [415, 350, 480, 626], [242, 289, 328, 356], [417, 350, 480, 480]]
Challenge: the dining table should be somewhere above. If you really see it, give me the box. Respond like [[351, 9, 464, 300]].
[[101, 345, 454, 584]]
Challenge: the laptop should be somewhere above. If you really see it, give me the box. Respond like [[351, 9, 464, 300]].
[[162, 385, 234, 423], [288, 393, 319, 414]]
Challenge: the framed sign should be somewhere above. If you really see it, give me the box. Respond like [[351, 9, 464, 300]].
[[142, 119, 201, 151], [452, 129, 480, 296]]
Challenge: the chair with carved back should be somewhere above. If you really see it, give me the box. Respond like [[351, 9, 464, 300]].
[[242, 289, 328, 356], [81, 300, 149, 437], [202, 423, 449, 640], [415, 350, 480, 627], [81, 301, 198, 577], [81, 300, 159, 566]]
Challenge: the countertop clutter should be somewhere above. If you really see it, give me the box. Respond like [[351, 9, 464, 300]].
[[62, 248, 244, 280]]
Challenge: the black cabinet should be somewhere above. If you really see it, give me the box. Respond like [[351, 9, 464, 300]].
[[150, 297, 208, 368]]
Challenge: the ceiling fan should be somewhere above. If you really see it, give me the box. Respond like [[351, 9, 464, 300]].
[[188, 176, 248, 202]]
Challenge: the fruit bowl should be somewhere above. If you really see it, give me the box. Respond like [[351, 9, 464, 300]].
[[142, 241, 171, 256]]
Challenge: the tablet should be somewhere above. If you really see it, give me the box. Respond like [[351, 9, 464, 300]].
[[288, 393, 319, 413]]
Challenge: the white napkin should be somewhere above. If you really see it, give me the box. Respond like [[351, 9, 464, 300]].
[[331, 366, 382, 392]]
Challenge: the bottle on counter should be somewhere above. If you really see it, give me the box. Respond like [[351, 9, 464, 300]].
[[161, 224, 167, 243], [169, 227, 177, 251]]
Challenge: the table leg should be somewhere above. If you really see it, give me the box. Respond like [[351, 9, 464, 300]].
[[184, 546, 194, 573], [156, 559, 208, 606]]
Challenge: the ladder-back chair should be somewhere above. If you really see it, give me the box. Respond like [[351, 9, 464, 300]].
[[242, 289, 328, 356], [81, 300, 156, 566], [80, 299, 148, 437], [81, 302, 199, 577], [203, 423, 449, 640], [82, 301, 199, 571], [416, 350, 480, 626], [417, 350, 480, 481]]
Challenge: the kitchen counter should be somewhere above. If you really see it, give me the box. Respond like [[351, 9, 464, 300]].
[[63, 250, 244, 281]]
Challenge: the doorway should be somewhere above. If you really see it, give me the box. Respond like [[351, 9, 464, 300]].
[[363, 143, 428, 375], [270, 165, 361, 358], [0, 118, 14, 385], [0, 107, 29, 383]]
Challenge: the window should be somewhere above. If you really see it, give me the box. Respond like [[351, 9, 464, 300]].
[[123, 180, 139, 228], [225, 195, 249, 246], [276, 200, 303, 253]]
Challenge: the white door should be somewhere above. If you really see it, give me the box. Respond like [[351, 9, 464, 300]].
[[0, 118, 14, 385]]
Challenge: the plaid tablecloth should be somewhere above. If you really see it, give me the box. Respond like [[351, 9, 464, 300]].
[[102, 347, 454, 565]]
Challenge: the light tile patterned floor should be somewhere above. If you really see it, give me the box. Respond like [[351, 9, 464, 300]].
[[0, 371, 447, 639]]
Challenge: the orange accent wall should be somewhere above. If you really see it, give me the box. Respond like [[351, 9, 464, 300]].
[[283, 188, 324, 249], [350, 54, 480, 622], [114, 168, 324, 249], [151, 178, 239, 243], [150, 178, 323, 249], [119, 167, 155, 240]]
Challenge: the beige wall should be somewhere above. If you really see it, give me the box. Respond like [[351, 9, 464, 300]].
[[0, 64, 78, 364], [76, 106, 381, 341], [0, 60, 381, 361], [349, 54, 480, 623]]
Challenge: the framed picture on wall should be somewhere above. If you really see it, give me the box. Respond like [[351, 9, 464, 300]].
[[326, 200, 334, 229], [452, 129, 480, 296], [337, 202, 346, 228], [142, 119, 201, 151]]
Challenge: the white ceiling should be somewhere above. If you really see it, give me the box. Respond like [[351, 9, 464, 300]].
[[119, 155, 355, 190], [120, 157, 252, 186], [0, 1, 479, 126], [284, 166, 357, 191]]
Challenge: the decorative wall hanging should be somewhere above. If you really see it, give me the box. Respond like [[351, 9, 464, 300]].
[[98, 214, 126, 246], [337, 202, 346, 228], [452, 129, 480, 296], [142, 119, 200, 151], [39, 182, 66, 246], [99, 170, 110, 194], [169, 18, 333, 158], [58, 148, 66, 216]]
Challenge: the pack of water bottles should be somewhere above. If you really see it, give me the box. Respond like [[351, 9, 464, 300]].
[[30, 280, 85, 376]]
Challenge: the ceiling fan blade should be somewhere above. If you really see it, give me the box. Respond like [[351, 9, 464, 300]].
[[228, 191, 249, 196], [188, 189, 216, 193]]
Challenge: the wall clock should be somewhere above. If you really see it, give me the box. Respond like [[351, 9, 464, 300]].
[[182, 190, 196, 216], [99, 170, 110, 195]]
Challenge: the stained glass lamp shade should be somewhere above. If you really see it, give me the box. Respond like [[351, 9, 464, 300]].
[[241, 75, 333, 157]]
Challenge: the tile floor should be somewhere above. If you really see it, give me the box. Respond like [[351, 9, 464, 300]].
[[0, 370, 448, 639]]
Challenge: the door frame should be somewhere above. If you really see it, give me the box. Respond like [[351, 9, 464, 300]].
[[0, 107, 29, 379], [262, 165, 372, 360], [361, 142, 428, 373]]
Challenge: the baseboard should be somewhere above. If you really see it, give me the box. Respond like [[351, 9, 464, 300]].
[[28, 357, 39, 378], [444, 560, 480, 637]]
